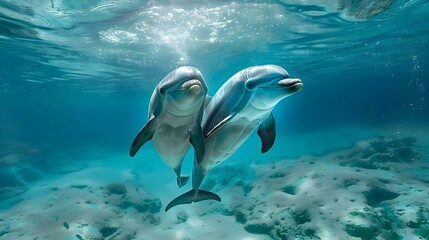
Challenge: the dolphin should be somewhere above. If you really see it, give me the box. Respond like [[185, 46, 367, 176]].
[[130, 66, 208, 188], [165, 65, 303, 211]]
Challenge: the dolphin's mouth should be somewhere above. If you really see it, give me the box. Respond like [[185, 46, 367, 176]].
[[279, 78, 303, 92], [165, 79, 203, 102], [181, 79, 202, 91], [260, 78, 303, 92], [160, 79, 202, 95], [278, 78, 302, 88]]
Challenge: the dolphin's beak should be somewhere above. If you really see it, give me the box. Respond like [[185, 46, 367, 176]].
[[278, 78, 303, 92], [181, 79, 202, 96], [161, 79, 202, 95], [181, 79, 201, 90]]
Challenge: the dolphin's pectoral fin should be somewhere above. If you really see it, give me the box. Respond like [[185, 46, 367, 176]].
[[204, 95, 212, 108], [257, 113, 276, 153], [177, 176, 190, 188], [129, 117, 157, 157], [165, 189, 221, 212], [189, 125, 205, 164], [206, 114, 234, 138]]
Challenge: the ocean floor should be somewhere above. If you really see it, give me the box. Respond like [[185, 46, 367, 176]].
[[1, 135, 429, 240]]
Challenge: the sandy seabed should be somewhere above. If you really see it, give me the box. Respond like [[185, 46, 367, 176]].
[[1, 135, 428, 240]]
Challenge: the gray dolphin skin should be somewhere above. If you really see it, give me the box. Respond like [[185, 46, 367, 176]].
[[166, 65, 303, 211], [130, 66, 208, 188]]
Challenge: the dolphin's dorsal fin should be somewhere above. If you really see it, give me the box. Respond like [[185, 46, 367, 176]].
[[205, 114, 234, 138], [189, 124, 205, 164], [204, 95, 212, 109], [257, 113, 276, 153], [129, 117, 157, 157]]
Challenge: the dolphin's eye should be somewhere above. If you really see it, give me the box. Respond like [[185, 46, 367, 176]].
[[159, 87, 166, 95], [245, 82, 257, 90]]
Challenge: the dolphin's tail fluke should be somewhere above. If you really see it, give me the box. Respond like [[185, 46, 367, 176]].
[[165, 189, 221, 212], [193, 189, 221, 204], [176, 176, 190, 188]]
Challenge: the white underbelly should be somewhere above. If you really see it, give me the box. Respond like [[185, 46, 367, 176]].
[[153, 106, 196, 168], [200, 121, 257, 172], [152, 124, 191, 168], [200, 103, 273, 172]]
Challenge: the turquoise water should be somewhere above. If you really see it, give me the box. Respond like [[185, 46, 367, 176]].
[[1, 1, 429, 239]]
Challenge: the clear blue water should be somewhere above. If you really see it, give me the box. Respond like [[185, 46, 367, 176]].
[[1, 1, 429, 239]]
